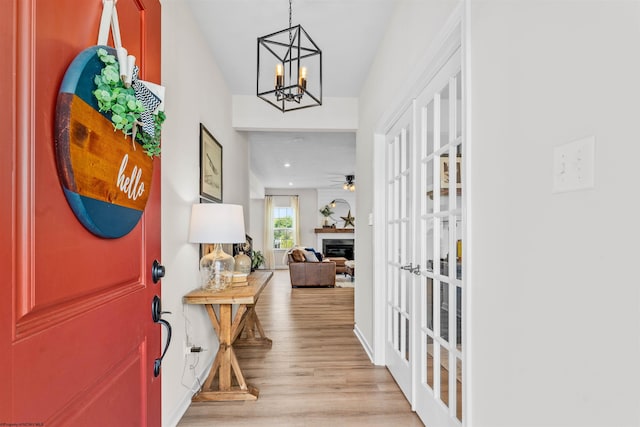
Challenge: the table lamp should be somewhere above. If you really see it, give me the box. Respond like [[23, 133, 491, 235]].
[[188, 203, 246, 290]]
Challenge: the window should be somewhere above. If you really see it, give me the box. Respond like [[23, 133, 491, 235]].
[[273, 207, 295, 249]]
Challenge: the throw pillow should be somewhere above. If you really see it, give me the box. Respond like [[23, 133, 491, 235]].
[[303, 250, 319, 262], [291, 249, 306, 262], [305, 247, 323, 261]]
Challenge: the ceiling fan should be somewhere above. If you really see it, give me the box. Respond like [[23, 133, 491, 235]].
[[343, 174, 355, 191], [326, 173, 356, 191]]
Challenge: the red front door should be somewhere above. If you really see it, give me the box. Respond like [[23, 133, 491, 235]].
[[0, 0, 163, 425]]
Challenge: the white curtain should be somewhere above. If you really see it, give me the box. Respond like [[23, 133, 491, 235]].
[[291, 195, 300, 247], [264, 195, 275, 269]]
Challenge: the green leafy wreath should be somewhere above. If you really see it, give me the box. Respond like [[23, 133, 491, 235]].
[[319, 205, 334, 217], [92, 48, 165, 158]]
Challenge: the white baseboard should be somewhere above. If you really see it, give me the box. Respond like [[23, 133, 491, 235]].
[[163, 352, 216, 427], [353, 323, 376, 364]]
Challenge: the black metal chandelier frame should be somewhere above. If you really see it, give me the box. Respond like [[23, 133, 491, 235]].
[[257, 0, 322, 112]]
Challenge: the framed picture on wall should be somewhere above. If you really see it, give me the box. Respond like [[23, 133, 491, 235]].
[[200, 124, 222, 202], [440, 155, 462, 189]]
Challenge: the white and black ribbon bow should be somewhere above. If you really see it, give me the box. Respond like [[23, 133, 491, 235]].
[[131, 66, 161, 137]]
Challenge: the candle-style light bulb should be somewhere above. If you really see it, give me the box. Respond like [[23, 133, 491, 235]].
[[275, 63, 284, 89], [298, 66, 307, 94]]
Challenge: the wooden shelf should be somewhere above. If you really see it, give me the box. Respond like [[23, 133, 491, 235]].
[[314, 228, 354, 233], [427, 188, 462, 199]]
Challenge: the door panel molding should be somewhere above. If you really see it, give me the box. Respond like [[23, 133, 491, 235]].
[[46, 344, 146, 426], [15, 0, 36, 320], [15, 282, 145, 338], [0, 0, 18, 416]]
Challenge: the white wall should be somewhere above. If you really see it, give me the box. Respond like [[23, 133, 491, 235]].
[[249, 170, 265, 199], [468, 2, 640, 426], [233, 95, 358, 132], [160, 2, 249, 425]]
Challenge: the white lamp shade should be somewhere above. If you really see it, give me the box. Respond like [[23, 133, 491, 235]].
[[188, 203, 246, 244]]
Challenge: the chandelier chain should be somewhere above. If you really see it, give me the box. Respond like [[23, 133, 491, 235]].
[[289, 0, 292, 43]]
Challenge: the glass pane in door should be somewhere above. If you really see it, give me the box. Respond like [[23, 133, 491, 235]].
[[440, 219, 449, 276], [425, 217, 434, 273], [440, 346, 450, 406], [456, 285, 463, 348], [456, 357, 463, 421], [426, 277, 434, 330], [455, 216, 462, 280], [439, 155, 451, 212], [456, 144, 463, 197], [426, 158, 435, 213], [440, 281, 449, 343], [405, 316, 410, 361], [438, 85, 449, 150], [455, 71, 462, 140], [426, 335, 434, 389], [425, 100, 435, 156]]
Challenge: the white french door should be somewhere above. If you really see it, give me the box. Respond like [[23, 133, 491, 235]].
[[384, 105, 415, 401], [383, 47, 463, 427], [413, 50, 463, 427]]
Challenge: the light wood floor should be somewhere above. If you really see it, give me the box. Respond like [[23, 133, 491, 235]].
[[177, 270, 423, 427]]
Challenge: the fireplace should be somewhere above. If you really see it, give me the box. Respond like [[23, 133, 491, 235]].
[[322, 239, 354, 260]]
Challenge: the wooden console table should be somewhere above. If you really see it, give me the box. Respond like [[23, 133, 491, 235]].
[[183, 270, 273, 401]]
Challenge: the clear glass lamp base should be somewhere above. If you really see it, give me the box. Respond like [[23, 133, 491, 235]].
[[199, 244, 235, 291]]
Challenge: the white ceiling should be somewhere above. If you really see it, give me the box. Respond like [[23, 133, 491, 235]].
[[186, 0, 397, 189], [249, 131, 355, 189]]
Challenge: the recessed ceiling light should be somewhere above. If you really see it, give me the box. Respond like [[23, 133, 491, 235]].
[[284, 163, 291, 168], [288, 182, 293, 186]]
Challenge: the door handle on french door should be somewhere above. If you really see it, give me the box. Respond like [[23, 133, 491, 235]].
[[152, 260, 166, 284], [152, 295, 172, 377], [401, 263, 421, 275]]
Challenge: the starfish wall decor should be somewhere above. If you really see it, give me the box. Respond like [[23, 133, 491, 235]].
[[341, 210, 355, 227]]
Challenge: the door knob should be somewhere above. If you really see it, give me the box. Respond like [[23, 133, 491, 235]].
[[152, 260, 165, 284]]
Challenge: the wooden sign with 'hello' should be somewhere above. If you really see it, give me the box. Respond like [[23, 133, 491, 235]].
[[55, 46, 153, 238]]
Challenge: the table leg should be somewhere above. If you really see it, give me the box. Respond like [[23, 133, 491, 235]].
[[235, 305, 272, 348], [192, 303, 259, 402]]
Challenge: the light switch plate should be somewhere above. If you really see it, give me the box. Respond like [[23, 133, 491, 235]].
[[553, 136, 595, 193]]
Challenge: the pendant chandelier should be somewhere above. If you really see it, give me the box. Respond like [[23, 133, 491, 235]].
[[257, 0, 322, 112]]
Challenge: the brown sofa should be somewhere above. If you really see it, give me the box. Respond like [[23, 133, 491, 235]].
[[288, 251, 336, 288]]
